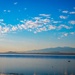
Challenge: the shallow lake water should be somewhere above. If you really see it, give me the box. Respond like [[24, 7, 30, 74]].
[[0, 54, 75, 75]]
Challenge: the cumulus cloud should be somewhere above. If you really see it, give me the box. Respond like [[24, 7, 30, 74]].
[[25, 20, 39, 29], [2, 27, 9, 33], [58, 33, 68, 39], [62, 10, 68, 13], [39, 14, 50, 18], [70, 32, 75, 35], [0, 26, 10, 34], [33, 17, 41, 20], [48, 25, 56, 30], [0, 13, 74, 37], [58, 31, 75, 39], [69, 20, 75, 25], [41, 19, 50, 24], [59, 15, 68, 19], [18, 24, 23, 30], [64, 33, 68, 36], [2, 14, 50, 34], [52, 21, 61, 24], [19, 17, 50, 31], [63, 32, 75, 37], [35, 27, 47, 33], [11, 26, 18, 31], [58, 24, 72, 29], [69, 11, 75, 14]]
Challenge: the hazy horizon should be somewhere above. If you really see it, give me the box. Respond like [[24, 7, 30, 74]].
[[0, 46, 75, 53], [0, 0, 75, 52]]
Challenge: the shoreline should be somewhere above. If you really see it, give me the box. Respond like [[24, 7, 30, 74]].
[[0, 53, 75, 59], [0, 52, 75, 55]]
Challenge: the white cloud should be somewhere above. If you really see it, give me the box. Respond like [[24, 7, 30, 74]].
[[17, 15, 50, 33], [69, 12, 75, 14], [18, 25, 23, 30], [0, 26, 10, 34], [41, 19, 50, 24], [69, 21, 75, 25], [11, 26, 18, 31], [36, 27, 47, 32], [33, 17, 41, 20], [39, 14, 50, 18], [64, 33, 68, 36], [19, 17, 50, 31], [62, 10, 68, 13], [58, 32, 75, 39], [20, 24, 27, 29], [58, 24, 72, 29], [70, 32, 75, 35], [48, 25, 56, 30], [0, 13, 74, 37], [25, 20, 38, 29], [59, 15, 68, 19], [20, 20, 24, 23], [2, 27, 9, 33], [20, 19, 26, 23], [53, 21, 61, 24]]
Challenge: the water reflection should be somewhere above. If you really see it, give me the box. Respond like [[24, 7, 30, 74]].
[[0, 55, 75, 75]]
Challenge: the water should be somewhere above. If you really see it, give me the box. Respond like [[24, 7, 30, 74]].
[[0, 54, 75, 75]]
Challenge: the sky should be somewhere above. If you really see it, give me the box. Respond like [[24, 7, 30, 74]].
[[0, 0, 75, 52]]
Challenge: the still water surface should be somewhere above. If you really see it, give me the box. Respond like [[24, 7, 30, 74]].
[[0, 54, 75, 75]]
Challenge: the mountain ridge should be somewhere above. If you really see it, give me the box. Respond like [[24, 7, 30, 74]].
[[0, 47, 75, 54]]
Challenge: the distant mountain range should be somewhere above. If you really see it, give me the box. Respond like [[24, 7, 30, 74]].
[[32, 47, 75, 52], [26, 47, 75, 54], [0, 47, 75, 54]]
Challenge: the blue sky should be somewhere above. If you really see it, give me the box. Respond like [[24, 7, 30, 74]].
[[0, 0, 75, 52]]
